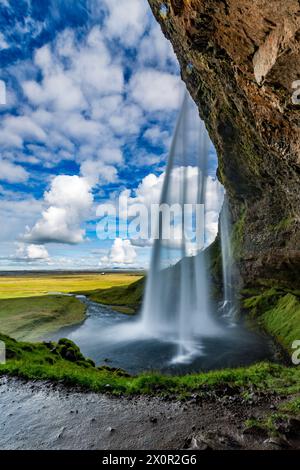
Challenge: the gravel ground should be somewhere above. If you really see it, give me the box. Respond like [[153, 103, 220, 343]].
[[0, 376, 299, 450]]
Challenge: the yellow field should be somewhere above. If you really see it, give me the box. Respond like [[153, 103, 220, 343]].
[[0, 273, 143, 300]]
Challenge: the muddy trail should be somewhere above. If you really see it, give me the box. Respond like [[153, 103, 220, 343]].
[[1, 377, 299, 450]]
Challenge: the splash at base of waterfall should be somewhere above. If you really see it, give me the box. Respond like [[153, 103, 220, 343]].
[[49, 298, 277, 374]]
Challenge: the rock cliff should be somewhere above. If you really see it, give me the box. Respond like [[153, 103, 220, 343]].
[[148, 0, 300, 289]]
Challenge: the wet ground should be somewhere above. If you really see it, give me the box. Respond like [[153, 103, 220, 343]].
[[1, 376, 299, 450]]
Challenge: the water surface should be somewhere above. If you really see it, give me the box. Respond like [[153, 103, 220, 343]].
[[50, 297, 277, 375]]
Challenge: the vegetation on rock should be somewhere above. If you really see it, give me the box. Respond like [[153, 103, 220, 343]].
[[243, 288, 300, 354]]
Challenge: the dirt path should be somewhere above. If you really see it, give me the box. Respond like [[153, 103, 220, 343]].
[[0, 376, 298, 450]]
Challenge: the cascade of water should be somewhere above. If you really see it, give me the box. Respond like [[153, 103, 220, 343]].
[[141, 92, 221, 363], [219, 194, 236, 320]]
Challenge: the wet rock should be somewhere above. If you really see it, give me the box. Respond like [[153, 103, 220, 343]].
[[287, 417, 300, 436], [57, 427, 65, 439], [191, 431, 242, 450], [243, 424, 268, 438], [263, 436, 291, 449], [150, 417, 158, 424], [107, 426, 115, 433], [185, 436, 211, 451]]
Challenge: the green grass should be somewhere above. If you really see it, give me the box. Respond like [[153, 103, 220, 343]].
[[244, 413, 287, 437], [0, 295, 86, 341], [0, 273, 143, 299], [0, 333, 300, 397], [81, 278, 145, 314], [0, 274, 144, 339], [243, 288, 300, 354], [280, 397, 300, 414]]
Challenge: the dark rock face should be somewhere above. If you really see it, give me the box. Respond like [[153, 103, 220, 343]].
[[148, 0, 300, 288]]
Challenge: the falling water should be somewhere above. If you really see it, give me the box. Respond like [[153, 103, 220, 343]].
[[219, 194, 236, 320], [141, 92, 221, 363]]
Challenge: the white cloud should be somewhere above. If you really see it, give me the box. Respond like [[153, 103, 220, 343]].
[[138, 22, 177, 69], [15, 243, 49, 261], [143, 126, 171, 148], [23, 73, 86, 112], [101, 238, 137, 266], [25, 175, 93, 244], [80, 160, 118, 186], [102, 0, 150, 47], [0, 115, 46, 149], [0, 159, 29, 183], [129, 69, 182, 111]]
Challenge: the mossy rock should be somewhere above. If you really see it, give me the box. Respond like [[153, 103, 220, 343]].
[[56, 338, 83, 362]]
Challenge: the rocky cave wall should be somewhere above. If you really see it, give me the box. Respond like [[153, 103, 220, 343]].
[[148, 0, 300, 289]]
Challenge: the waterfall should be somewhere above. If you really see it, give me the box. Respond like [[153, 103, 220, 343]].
[[219, 194, 236, 320], [141, 92, 221, 363]]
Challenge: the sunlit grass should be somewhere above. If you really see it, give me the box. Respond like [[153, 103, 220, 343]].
[[0, 273, 143, 300], [0, 295, 86, 341]]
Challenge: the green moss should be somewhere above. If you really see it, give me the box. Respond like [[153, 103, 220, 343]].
[[262, 294, 300, 354], [231, 207, 246, 259], [243, 288, 300, 355], [207, 235, 222, 287], [80, 278, 145, 314], [245, 413, 289, 437], [270, 216, 295, 233]]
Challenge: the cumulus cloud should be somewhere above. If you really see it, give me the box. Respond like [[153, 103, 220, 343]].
[[0, 26, 127, 176], [80, 160, 118, 187], [129, 69, 182, 112], [101, 238, 137, 266], [25, 175, 93, 244], [0, 159, 29, 183], [102, 0, 150, 47], [14, 243, 50, 261], [143, 126, 171, 149]]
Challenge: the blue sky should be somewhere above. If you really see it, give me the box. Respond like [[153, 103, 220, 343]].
[[0, 0, 220, 270]]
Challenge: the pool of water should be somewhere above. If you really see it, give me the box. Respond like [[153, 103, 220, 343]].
[[49, 297, 277, 375]]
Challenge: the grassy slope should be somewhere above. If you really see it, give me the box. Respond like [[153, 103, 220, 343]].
[[243, 288, 300, 354], [0, 333, 299, 398], [0, 295, 86, 341], [81, 278, 145, 314], [0, 273, 143, 340], [0, 273, 143, 299]]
